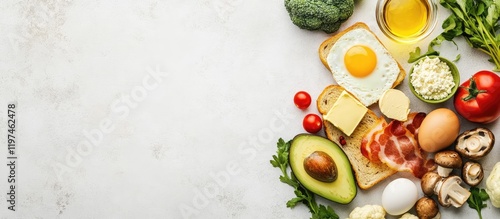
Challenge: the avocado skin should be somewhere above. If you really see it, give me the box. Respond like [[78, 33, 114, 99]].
[[289, 134, 357, 204]]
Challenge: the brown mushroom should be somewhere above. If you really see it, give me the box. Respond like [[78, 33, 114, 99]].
[[415, 197, 441, 219], [455, 128, 495, 160], [435, 176, 471, 208], [434, 151, 462, 177], [421, 172, 441, 196], [462, 161, 484, 186]]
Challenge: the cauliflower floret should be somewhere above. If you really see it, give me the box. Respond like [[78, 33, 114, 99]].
[[399, 213, 418, 219], [486, 162, 500, 208], [347, 205, 385, 219]]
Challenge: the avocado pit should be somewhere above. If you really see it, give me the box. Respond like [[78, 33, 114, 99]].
[[303, 151, 337, 182]]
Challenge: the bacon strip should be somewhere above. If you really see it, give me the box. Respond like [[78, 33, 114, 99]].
[[361, 112, 435, 178], [402, 112, 426, 141], [360, 119, 386, 163]]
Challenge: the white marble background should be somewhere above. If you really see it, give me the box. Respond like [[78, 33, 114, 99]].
[[0, 0, 498, 218]]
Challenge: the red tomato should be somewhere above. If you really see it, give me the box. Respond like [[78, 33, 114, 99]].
[[454, 70, 500, 123], [294, 91, 311, 109], [303, 114, 322, 133]]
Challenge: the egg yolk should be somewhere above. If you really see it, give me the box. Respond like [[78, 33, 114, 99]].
[[344, 45, 377, 77]]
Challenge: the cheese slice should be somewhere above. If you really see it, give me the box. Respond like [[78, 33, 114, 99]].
[[324, 91, 368, 136], [379, 89, 410, 121]]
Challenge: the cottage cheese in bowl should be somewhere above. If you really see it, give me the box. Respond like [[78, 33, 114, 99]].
[[409, 56, 460, 103]]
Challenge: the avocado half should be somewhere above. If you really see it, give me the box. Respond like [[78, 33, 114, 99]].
[[289, 134, 357, 204]]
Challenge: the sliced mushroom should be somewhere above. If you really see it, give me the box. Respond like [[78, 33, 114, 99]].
[[421, 172, 441, 196], [462, 161, 484, 186], [435, 176, 471, 208], [415, 197, 441, 219], [434, 151, 462, 177], [455, 128, 495, 160]]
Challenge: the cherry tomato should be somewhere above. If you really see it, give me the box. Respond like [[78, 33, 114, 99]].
[[294, 91, 312, 109], [454, 70, 500, 123], [303, 114, 322, 133]]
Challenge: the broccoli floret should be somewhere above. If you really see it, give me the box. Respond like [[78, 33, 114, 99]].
[[284, 0, 355, 34]]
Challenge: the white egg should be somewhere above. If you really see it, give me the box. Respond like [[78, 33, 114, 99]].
[[327, 28, 400, 106], [381, 178, 418, 216]]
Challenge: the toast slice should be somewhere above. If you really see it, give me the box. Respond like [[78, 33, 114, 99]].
[[318, 22, 406, 104], [318, 85, 396, 190]]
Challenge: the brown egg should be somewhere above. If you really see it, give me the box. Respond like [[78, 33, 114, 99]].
[[418, 108, 460, 152]]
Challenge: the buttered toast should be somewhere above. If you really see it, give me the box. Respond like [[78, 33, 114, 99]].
[[317, 85, 396, 190]]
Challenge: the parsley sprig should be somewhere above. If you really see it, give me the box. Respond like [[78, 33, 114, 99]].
[[270, 138, 339, 219], [467, 187, 490, 219]]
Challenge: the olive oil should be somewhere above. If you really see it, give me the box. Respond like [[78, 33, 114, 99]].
[[384, 0, 429, 38]]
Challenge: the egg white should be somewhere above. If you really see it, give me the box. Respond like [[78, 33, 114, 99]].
[[327, 28, 400, 106], [382, 178, 418, 215]]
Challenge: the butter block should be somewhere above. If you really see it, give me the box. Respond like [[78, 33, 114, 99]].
[[379, 89, 410, 121], [324, 91, 368, 136]]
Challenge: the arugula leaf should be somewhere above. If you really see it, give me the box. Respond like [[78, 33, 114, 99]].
[[429, 0, 500, 71], [270, 138, 339, 219], [467, 187, 490, 219], [408, 47, 422, 63], [407, 46, 439, 63]]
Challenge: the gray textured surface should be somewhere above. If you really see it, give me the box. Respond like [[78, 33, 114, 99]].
[[0, 0, 498, 218]]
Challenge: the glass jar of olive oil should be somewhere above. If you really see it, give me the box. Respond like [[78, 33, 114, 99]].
[[376, 0, 438, 43]]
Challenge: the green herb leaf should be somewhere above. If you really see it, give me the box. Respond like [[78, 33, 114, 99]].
[[457, 0, 468, 12], [270, 156, 279, 167], [407, 46, 440, 63], [476, 2, 486, 16], [286, 197, 304, 208], [486, 3, 499, 26], [408, 47, 421, 63], [430, 35, 445, 49], [312, 205, 339, 219], [467, 187, 490, 219], [426, 0, 500, 71]]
